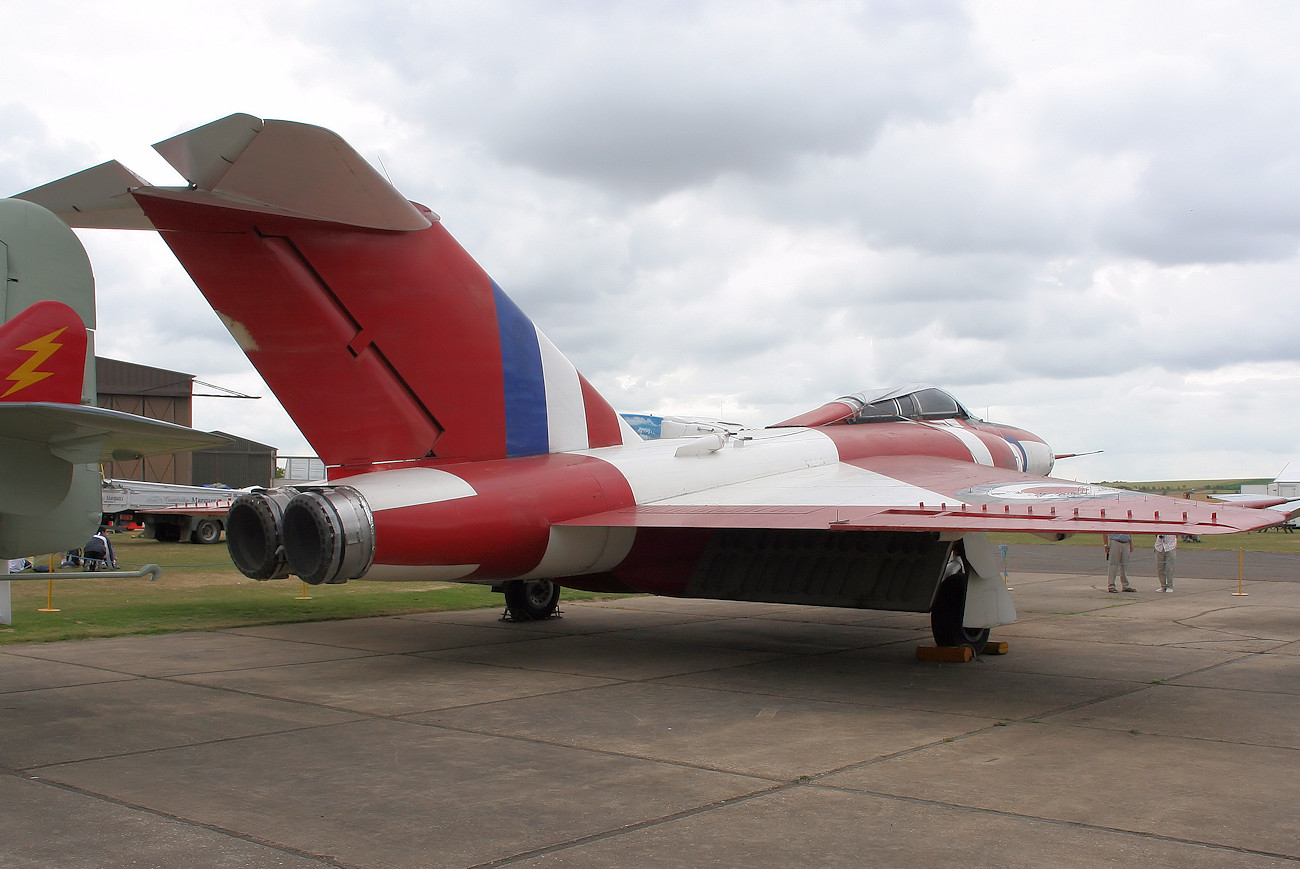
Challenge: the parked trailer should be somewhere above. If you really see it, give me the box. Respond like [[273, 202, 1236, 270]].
[[101, 479, 237, 544]]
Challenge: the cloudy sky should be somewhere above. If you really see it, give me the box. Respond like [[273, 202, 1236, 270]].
[[3, 1, 1298, 483]]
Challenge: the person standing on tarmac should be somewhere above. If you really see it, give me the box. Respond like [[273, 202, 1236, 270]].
[[1104, 533, 1135, 593], [1154, 533, 1177, 593]]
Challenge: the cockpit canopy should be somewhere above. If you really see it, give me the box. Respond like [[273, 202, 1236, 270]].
[[843, 384, 972, 423], [769, 383, 978, 429]]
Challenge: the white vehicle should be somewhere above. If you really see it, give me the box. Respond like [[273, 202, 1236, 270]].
[[101, 479, 237, 544]]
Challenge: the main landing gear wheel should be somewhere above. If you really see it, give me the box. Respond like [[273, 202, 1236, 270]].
[[930, 575, 991, 650], [503, 579, 561, 621]]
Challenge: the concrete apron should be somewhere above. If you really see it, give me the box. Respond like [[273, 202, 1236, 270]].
[[1, 569, 1297, 868]]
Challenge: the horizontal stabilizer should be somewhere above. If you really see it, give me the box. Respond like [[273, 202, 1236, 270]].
[[152, 114, 433, 230], [153, 112, 263, 190], [0, 403, 230, 464], [17, 114, 434, 232], [14, 161, 154, 230]]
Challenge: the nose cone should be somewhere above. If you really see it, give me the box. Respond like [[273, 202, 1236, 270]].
[[1022, 438, 1055, 476]]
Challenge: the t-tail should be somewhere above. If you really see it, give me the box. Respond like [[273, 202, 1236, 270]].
[[17, 114, 640, 473]]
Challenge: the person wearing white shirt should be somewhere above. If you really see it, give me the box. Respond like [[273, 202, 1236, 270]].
[[1154, 534, 1177, 593]]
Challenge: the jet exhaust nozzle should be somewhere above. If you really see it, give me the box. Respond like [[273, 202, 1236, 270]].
[[226, 489, 298, 580], [280, 486, 376, 585]]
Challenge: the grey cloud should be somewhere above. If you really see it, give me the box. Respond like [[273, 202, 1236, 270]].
[[0, 103, 97, 193], [6, 1, 1295, 482], [1103, 151, 1300, 264], [295, 1, 995, 197], [1038, 49, 1300, 264]]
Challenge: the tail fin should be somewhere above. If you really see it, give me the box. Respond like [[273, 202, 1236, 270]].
[[1, 194, 97, 406], [0, 200, 229, 559], [0, 297, 229, 465], [0, 301, 87, 403], [23, 115, 639, 469], [0, 299, 230, 558]]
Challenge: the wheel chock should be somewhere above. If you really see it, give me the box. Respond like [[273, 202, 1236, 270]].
[[916, 640, 1008, 662], [916, 645, 974, 663]]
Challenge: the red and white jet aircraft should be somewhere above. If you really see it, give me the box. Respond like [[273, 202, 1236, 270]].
[[18, 115, 1288, 647]]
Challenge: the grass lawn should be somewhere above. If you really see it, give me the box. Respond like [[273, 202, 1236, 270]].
[[1, 535, 629, 645]]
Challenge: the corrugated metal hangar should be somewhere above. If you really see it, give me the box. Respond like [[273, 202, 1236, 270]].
[[95, 358, 275, 487]]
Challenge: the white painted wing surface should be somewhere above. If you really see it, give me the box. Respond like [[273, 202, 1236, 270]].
[[561, 455, 1280, 535]]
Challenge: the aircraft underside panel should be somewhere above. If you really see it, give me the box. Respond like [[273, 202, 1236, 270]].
[[683, 529, 951, 612]]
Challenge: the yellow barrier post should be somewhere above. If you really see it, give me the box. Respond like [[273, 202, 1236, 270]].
[[1231, 548, 1249, 597], [296, 580, 312, 601], [38, 554, 60, 613]]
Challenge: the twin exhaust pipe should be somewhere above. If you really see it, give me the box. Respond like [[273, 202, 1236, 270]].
[[226, 487, 375, 585]]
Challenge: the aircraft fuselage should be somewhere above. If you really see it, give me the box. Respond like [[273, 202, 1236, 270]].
[[228, 417, 1049, 592]]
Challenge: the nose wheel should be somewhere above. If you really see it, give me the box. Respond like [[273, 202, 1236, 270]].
[[502, 579, 561, 621]]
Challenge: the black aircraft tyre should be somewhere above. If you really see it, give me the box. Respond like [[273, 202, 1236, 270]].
[[504, 579, 561, 620], [930, 574, 991, 650]]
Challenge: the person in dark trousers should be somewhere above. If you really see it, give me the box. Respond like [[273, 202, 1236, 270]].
[[81, 527, 117, 571]]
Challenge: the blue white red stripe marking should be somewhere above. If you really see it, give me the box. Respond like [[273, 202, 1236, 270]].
[[538, 330, 591, 452], [923, 420, 994, 466], [494, 280, 619, 456], [493, 281, 550, 457]]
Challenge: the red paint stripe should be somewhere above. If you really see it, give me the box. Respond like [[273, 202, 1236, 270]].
[[819, 422, 974, 464], [609, 528, 714, 596], [771, 401, 857, 427], [579, 373, 625, 447], [369, 453, 636, 577], [964, 425, 1017, 469], [136, 193, 512, 465]]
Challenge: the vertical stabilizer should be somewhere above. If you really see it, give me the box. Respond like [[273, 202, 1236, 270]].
[[0, 300, 88, 404], [91, 115, 641, 469], [0, 199, 230, 562], [0, 196, 96, 400]]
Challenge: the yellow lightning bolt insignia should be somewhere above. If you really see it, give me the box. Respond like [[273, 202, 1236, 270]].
[[3, 327, 67, 398]]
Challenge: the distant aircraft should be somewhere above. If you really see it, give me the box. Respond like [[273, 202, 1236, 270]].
[[0, 198, 228, 559], [17, 115, 1289, 647]]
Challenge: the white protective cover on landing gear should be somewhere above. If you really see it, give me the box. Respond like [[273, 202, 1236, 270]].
[[960, 532, 1017, 629]]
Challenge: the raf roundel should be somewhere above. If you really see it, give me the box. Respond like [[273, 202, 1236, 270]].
[[959, 482, 1128, 504]]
